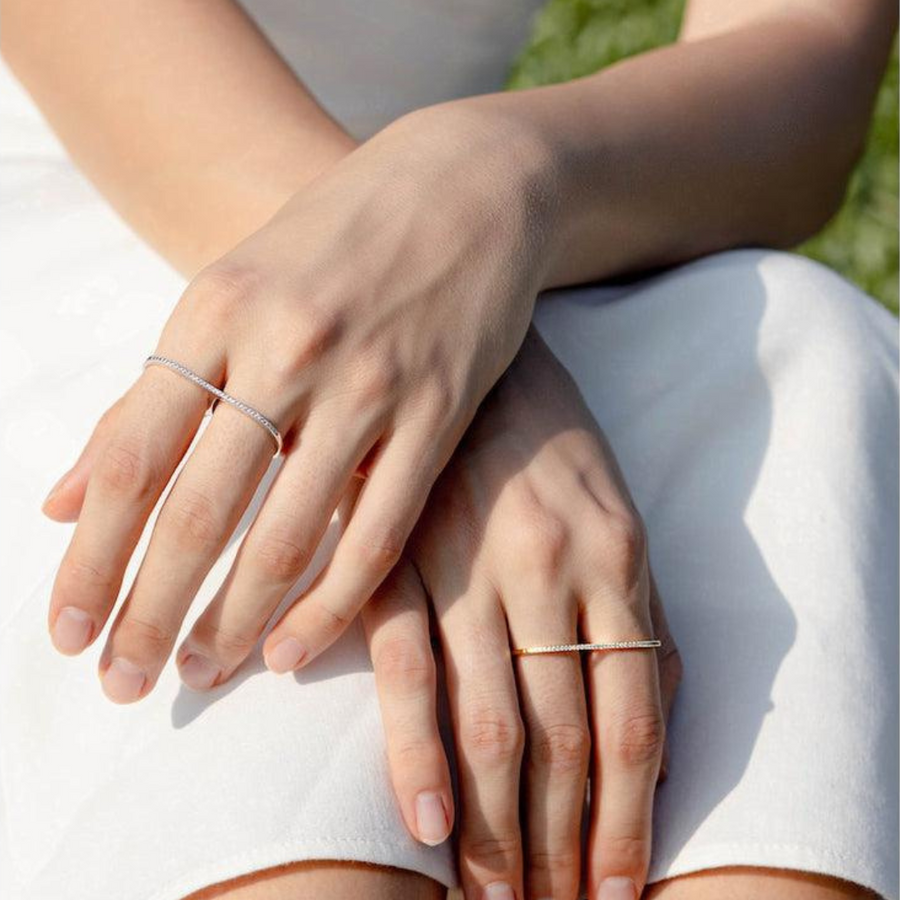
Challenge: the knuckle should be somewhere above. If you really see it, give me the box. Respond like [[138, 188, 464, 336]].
[[598, 832, 650, 872], [609, 707, 666, 767], [186, 261, 260, 322], [392, 736, 444, 770], [194, 620, 259, 660], [602, 509, 648, 588], [160, 488, 223, 553], [460, 704, 525, 766], [268, 306, 342, 383], [95, 400, 123, 436], [528, 721, 591, 774], [462, 832, 521, 868], [373, 636, 434, 694], [251, 532, 312, 583], [95, 439, 160, 501], [119, 612, 175, 657], [512, 508, 570, 582], [352, 525, 405, 574], [310, 600, 352, 642], [663, 642, 684, 686], [424, 378, 456, 421], [348, 356, 402, 410], [64, 555, 117, 592], [528, 846, 580, 876], [409, 376, 460, 427]]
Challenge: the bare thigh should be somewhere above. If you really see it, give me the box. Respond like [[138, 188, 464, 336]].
[[181, 861, 878, 900], [646, 866, 879, 899], [182, 860, 446, 900]]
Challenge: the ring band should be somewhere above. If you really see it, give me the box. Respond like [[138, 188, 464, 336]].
[[144, 355, 283, 456], [512, 639, 662, 657]]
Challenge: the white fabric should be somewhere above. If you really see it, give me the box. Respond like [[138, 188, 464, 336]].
[[0, 2, 898, 897]]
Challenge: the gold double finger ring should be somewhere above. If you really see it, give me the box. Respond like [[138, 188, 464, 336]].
[[511, 640, 662, 657]]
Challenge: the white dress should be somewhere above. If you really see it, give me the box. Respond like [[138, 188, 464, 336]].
[[0, 2, 897, 899]]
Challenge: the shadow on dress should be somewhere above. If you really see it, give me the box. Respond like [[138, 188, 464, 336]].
[[532, 250, 797, 867]]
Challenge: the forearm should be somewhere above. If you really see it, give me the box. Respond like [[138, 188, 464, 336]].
[[430, 1, 896, 289], [1, 0, 358, 277]]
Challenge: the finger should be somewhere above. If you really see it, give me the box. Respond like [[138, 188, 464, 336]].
[[506, 590, 588, 900], [41, 396, 129, 523], [434, 580, 525, 900], [175, 406, 381, 689], [48, 366, 213, 656], [648, 571, 682, 783], [581, 544, 664, 900], [362, 561, 454, 847], [98, 382, 277, 703], [263, 426, 444, 671]]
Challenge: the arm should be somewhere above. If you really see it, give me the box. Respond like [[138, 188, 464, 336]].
[[0, 0, 357, 276], [431, 0, 897, 288], [39, 0, 892, 719]]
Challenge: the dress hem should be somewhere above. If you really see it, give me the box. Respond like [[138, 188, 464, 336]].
[[133, 834, 458, 900], [647, 839, 896, 900]]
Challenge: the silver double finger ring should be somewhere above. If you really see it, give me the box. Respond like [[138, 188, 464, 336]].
[[144, 355, 283, 456]]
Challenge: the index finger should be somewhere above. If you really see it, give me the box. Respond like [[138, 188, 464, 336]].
[[48, 366, 212, 655], [362, 560, 454, 847]]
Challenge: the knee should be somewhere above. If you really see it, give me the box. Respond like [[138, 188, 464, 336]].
[[749, 250, 897, 415], [753, 250, 893, 369], [645, 865, 882, 899], [182, 860, 446, 900]]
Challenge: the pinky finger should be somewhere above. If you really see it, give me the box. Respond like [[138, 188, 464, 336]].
[[362, 560, 454, 847]]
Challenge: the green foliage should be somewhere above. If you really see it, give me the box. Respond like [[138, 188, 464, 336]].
[[507, 0, 899, 313]]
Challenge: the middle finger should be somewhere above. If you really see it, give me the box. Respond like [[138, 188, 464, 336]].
[[506, 588, 590, 900]]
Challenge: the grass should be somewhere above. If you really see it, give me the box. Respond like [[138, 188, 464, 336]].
[[506, 0, 899, 313]]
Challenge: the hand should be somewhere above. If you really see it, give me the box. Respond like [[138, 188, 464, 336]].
[[362, 329, 683, 899], [42, 103, 559, 702]]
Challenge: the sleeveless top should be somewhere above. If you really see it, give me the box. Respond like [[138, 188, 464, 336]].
[[240, 0, 545, 137], [0, 0, 545, 158]]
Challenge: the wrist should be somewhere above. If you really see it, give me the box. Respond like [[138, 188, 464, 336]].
[[390, 98, 566, 292]]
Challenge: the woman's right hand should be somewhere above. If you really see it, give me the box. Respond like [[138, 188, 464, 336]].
[[42, 101, 560, 702], [362, 329, 683, 900]]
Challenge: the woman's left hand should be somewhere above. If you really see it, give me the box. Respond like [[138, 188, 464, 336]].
[[43, 102, 559, 701], [362, 328, 683, 900]]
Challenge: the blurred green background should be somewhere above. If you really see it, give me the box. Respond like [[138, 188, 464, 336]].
[[507, 0, 899, 313]]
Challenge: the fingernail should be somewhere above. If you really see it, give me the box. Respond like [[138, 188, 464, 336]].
[[415, 791, 450, 846], [264, 637, 305, 673], [51, 606, 93, 654], [42, 469, 72, 510], [599, 877, 636, 900], [179, 652, 221, 691], [101, 656, 147, 703], [483, 883, 515, 900]]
